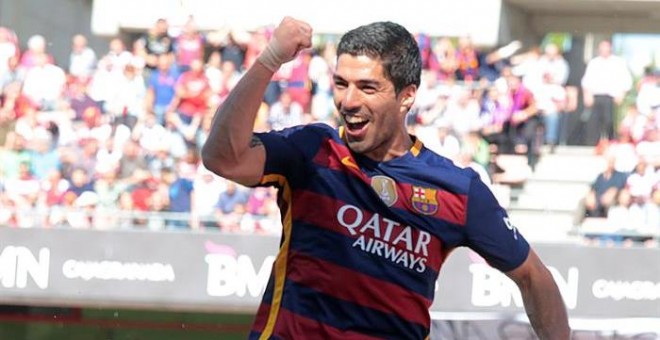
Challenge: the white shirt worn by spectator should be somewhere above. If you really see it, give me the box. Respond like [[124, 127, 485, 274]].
[[537, 55, 570, 86], [581, 55, 632, 98], [69, 47, 97, 79], [268, 101, 304, 131], [636, 81, 660, 117], [22, 63, 66, 105]]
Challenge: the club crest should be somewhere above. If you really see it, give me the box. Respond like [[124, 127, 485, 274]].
[[411, 186, 439, 215], [370, 176, 398, 207]]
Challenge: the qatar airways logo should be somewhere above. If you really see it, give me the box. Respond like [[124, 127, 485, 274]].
[[337, 204, 430, 273]]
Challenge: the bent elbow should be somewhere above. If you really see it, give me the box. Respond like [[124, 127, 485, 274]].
[[201, 144, 228, 177]]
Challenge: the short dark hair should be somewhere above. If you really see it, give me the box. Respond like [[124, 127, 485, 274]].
[[337, 21, 421, 94]]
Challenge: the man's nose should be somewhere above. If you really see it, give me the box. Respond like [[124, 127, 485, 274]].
[[341, 85, 361, 113]]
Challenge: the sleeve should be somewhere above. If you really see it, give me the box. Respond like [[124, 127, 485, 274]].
[[253, 124, 325, 187], [463, 176, 530, 272]]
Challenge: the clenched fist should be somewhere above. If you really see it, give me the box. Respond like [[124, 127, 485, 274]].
[[257, 17, 313, 72]]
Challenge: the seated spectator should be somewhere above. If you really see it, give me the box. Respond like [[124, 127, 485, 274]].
[[506, 74, 542, 168], [584, 154, 629, 218], [29, 130, 60, 180], [607, 129, 639, 173], [193, 165, 225, 228], [69, 34, 97, 81], [636, 69, 660, 118], [618, 105, 648, 144], [532, 72, 566, 149], [430, 37, 457, 81], [66, 78, 101, 122], [19, 35, 53, 71], [454, 36, 479, 81], [21, 53, 67, 111], [0, 27, 20, 80], [65, 167, 95, 198], [104, 63, 146, 128], [1, 56, 23, 91], [268, 90, 304, 130], [0, 131, 31, 179], [118, 139, 147, 180], [214, 181, 249, 232], [626, 158, 657, 205], [442, 87, 481, 137]]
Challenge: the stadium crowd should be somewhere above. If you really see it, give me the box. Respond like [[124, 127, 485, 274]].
[[0, 18, 658, 241]]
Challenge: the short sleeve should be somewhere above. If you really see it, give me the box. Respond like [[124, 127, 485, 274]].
[[463, 177, 530, 272], [253, 124, 328, 188]]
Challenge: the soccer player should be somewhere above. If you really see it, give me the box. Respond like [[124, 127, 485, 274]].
[[202, 17, 570, 339]]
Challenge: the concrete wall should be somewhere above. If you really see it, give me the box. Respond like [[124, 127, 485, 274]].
[[498, 2, 543, 47], [0, 0, 109, 70]]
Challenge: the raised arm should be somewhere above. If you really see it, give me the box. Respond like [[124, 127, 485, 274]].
[[506, 249, 571, 339], [201, 17, 312, 186]]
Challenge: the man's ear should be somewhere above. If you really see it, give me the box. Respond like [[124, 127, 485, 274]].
[[400, 85, 417, 112]]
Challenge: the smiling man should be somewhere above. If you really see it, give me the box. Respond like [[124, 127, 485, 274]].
[[202, 17, 570, 340]]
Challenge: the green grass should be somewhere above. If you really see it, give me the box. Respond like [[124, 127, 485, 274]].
[[0, 307, 254, 340]]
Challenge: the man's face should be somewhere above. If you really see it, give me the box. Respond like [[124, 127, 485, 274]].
[[333, 54, 414, 160]]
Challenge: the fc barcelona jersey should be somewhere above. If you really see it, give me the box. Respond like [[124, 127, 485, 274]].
[[249, 123, 529, 339]]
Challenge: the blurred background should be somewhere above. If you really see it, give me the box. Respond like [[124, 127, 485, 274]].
[[0, 0, 658, 339]]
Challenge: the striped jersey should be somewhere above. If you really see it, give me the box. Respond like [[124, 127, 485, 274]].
[[249, 123, 529, 339]]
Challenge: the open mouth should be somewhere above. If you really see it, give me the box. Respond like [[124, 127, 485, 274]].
[[344, 115, 369, 135]]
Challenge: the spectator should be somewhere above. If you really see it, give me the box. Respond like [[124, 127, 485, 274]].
[[0, 27, 20, 80], [286, 50, 312, 112], [0, 132, 31, 179], [218, 60, 241, 100], [537, 43, 570, 86], [132, 110, 168, 155], [442, 87, 481, 137], [533, 72, 567, 149], [636, 69, 660, 118], [139, 18, 174, 69], [1, 56, 23, 91], [169, 58, 211, 127], [145, 54, 179, 125], [192, 165, 225, 228], [454, 36, 479, 81], [94, 163, 126, 209], [29, 131, 60, 180], [619, 105, 649, 144], [21, 53, 67, 111], [204, 50, 223, 105], [308, 43, 335, 123], [506, 74, 541, 167], [104, 63, 146, 128], [118, 139, 147, 180], [175, 18, 204, 72], [584, 154, 629, 218], [626, 158, 657, 205], [430, 37, 457, 81], [268, 90, 304, 130], [19, 35, 53, 71], [161, 166, 195, 229], [217, 30, 249, 72], [40, 168, 69, 209], [581, 40, 633, 146], [69, 34, 97, 81], [214, 181, 249, 232], [66, 78, 101, 121]]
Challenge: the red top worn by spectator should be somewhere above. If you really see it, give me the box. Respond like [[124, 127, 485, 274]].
[[173, 59, 210, 121]]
